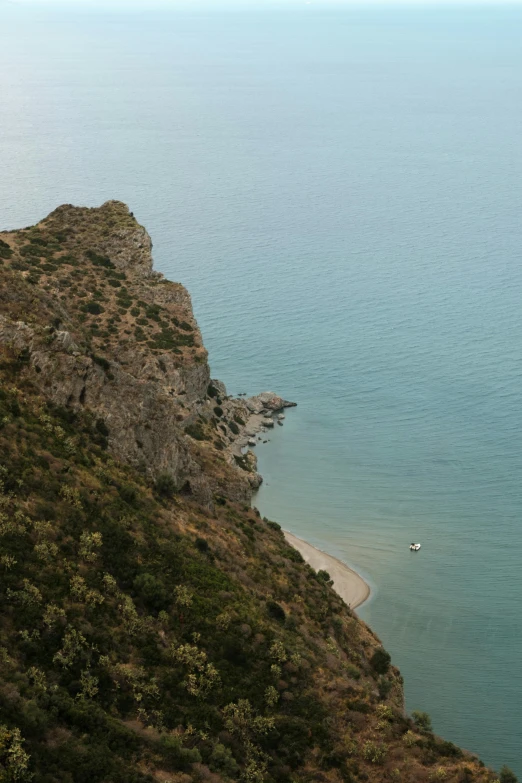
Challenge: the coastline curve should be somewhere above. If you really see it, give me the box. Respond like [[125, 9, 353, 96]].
[[283, 531, 371, 610]]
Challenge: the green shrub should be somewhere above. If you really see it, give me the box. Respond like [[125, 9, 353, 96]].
[[317, 569, 332, 584], [213, 406, 223, 417], [145, 305, 162, 322], [20, 244, 43, 258], [159, 735, 202, 770], [378, 676, 392, 699], [149, 327, 194, 351], [28, 234, 48, 245], [412, 710, 432, 732], [0, 239, 13, 259], [361, 740, 387, 764], [119, 484, 137, 505], [10, 260, 29, 271], [229, 421, 239, 435], [155, 473, 177, 497], [347, 699, 371, 714], [370, 648, 391, 675], [284, 545, 304, 564], [403, 730, 419, 747], [84, 301, 104, 315], [500, 766, 519, 783], [86, 249, 114, 269], [267, 600, 286, 623], [344, 663, 361, 680], [92, 355, 110, 372], [60, 253, 78, 266], [209, 742, 239, 776], [185, 422, 207, 441], [133, 572, 168, 611], [433, 739, 462, 759], [117, 289, 133, 309], [95, 418, 110, 438], [234, 454, 252, 472], [195, 537, 209, 553]]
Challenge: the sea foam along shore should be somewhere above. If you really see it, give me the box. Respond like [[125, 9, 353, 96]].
[[284, 531, 371, 610]]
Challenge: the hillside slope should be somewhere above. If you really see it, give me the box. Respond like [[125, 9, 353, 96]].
[[0, 204, 503, 783]]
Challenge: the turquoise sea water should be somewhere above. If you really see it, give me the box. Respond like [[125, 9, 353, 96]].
[[2, 3, 522, 773]]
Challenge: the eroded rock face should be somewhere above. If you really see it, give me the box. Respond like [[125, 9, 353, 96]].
[[0, 315, 200, 489]]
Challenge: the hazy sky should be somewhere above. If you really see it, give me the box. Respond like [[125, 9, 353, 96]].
[[6, 0, 522, 6], [4, 0, 522, 16]]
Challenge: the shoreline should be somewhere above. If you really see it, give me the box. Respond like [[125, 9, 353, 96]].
[[237, 400, 371, 610], [230, 393, 296, 458], [283, 531, 371, 610]]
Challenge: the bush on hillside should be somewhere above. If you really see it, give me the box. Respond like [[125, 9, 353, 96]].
[[84, 301, 104, 315], [155, 472, 177, 497], [267, 600, 286, 623], [317, 569, 332, 584], [0, 239, 13, 259], [500, 767, 519, 783], [412, 710, 433, 733], [185, 422, 207, 441], [370, 648, 391, 675]]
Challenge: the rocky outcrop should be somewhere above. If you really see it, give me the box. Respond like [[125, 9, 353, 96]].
[[244, 391, 297, 413], [0, 202, 295, 505], [45, 200, 155, 276]]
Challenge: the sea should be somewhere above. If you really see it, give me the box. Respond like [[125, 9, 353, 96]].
[[1, 2, 522, 774]]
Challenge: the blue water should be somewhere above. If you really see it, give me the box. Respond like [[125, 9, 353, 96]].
[[2, 2, 522, 774]]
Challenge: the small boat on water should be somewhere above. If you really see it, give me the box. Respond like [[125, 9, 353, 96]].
[[409, 543, 421, 551]]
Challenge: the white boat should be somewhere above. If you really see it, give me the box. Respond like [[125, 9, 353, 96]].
[[409, 543, 421, 551]]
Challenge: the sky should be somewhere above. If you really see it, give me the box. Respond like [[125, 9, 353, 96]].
[[5, 0, 522, 6]]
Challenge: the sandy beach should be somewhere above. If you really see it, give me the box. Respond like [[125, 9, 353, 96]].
[[284, 531, 370, 610]]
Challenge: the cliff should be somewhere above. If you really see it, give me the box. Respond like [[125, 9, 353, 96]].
[[0, 204, 505, 783], [0, 201, 295, 506]]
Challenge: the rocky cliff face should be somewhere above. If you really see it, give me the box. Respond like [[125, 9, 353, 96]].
[[0, 201, 289, 504]]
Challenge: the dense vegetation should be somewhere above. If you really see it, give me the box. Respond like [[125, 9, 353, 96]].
[[0, 204, 510, 783]]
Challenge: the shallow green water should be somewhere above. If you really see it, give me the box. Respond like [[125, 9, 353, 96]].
[[1, 3, 522, 773]]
